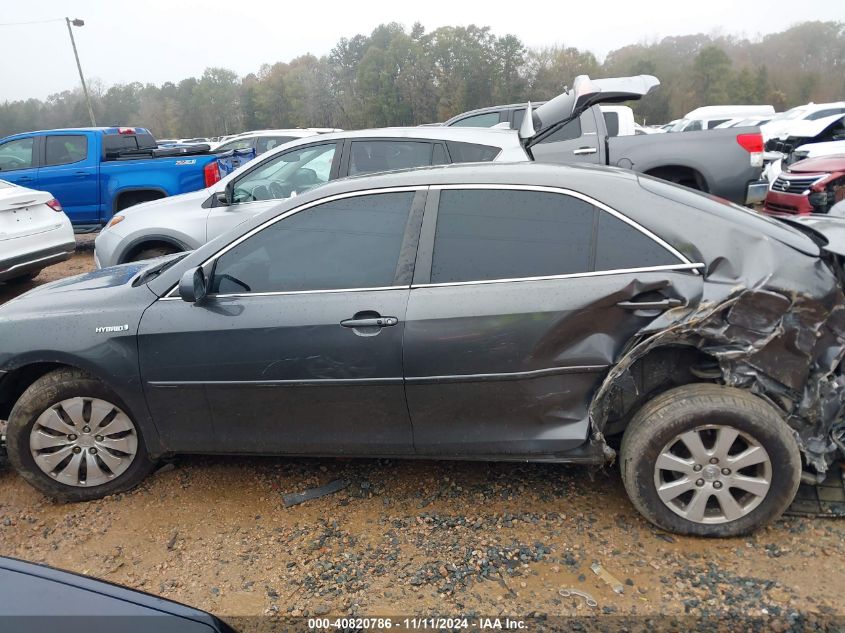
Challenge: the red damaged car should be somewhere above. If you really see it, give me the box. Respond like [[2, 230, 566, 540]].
[[764, 154, 845, 215]]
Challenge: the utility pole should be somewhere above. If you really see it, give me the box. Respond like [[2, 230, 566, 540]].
[[65, 17, 96, 127]]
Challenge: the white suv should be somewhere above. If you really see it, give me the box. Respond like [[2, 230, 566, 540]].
[[94, 126, 526, 267]]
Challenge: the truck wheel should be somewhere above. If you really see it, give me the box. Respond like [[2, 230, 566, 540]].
[[620, 383, 801, 537], [5, 368, 156, 501], [128, 245, 180, 262]]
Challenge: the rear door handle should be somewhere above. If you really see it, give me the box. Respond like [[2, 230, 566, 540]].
[[73, 171, 88, 178], [617, 298, 684, 310], [572, 147, 597, 155], [341, 316, 399, 328]]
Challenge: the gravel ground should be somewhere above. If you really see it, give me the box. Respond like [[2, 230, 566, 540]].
[[1, 239, 844, 631]]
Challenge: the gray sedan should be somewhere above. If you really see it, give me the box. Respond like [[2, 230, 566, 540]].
[[3, 161, 845, 537]]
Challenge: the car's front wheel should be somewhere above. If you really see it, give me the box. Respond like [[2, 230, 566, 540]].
[[6, 368, 156, 501], [620, 383, 801, 537]]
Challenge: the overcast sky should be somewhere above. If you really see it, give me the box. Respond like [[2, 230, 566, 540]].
[[1, 0, 840, 101]]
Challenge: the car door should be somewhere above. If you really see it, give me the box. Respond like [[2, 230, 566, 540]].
[[138, 188, 426, 455], [513, 108, 604, 164], [403, 185, 703, 457], [37, 134, 99, 223], [205, 141, 340, 242], [0, 136, 40, 188]]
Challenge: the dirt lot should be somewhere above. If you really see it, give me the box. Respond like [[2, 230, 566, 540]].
[[1, 239, 844, 630]]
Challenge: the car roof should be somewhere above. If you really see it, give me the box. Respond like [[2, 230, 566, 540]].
[[281, 161, 637, 201], [226, 129, 318, 138], [217, 126, 523, 185], [301, 126, 518, 143]]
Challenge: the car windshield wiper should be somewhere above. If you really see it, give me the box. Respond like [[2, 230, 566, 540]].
[[132, 253, 189, 286]]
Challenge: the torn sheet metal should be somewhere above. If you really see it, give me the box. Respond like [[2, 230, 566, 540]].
[[590, 244, 845, 475]]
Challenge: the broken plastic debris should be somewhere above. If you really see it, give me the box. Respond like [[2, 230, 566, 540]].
[[282, 479, 350, 507], [590, 562, 624, 594]]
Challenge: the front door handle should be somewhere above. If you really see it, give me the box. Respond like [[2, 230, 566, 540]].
[[573, 147, 597, 155], [341, 316, 399, 328], [617, 298, 684, 310]]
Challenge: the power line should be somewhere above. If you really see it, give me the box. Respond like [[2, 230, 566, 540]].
[[0, 18, 64, 27]]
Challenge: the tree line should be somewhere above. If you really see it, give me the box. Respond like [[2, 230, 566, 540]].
[[1, 21, 843, 139]]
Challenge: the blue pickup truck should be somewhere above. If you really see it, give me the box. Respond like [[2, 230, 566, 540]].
[[0, 127, 252, 231]]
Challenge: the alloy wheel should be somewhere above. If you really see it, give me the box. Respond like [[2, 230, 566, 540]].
[[653, 424, 772, 524], [29, 397, 138, 487]]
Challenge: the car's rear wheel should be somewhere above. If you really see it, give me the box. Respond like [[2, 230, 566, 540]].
[[620, 383, 801, 537], [6, 368, 156, 501]]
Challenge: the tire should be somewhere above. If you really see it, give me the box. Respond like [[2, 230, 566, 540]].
[[127, 245, 180, 263], [5, 368, 156, 501], [620, 383, 801, 537]]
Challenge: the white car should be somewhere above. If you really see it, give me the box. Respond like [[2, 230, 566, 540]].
[[94, 126, 527, 267], [0, 180, 75, 283], [760, 102, 845, 140], [213, 129, 330, 155]]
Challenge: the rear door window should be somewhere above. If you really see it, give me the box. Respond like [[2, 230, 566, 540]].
[[0, 137, 34, 171], [430, 189, 595, 283], [445, 142, 501, 163], [44, 135, 88, 166], [603, 111, 620, 136], [429, 188, 683, 284], [348, 140, 434, 176], [595, 211, 681, 270]]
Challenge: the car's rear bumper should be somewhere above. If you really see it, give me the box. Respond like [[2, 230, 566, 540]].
[[763, 190, 814, 215], [0, 241, 75, 282], [745, 180, 769, 205]]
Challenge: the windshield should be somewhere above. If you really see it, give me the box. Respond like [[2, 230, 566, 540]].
[[771, 107, 808, 121]]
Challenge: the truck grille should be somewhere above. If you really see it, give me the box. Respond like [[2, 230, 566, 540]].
[[771, 175, 822, 194]]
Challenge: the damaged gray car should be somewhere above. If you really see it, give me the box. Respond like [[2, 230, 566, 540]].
[[2, 161, 844, 536]]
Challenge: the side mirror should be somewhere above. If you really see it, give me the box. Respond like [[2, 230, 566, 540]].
[[213, 190, 229, 206], [178, 267, 208, 303], [225, 180, 235, 205]]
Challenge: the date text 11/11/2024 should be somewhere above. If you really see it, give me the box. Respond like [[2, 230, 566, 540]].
[[307, 617, 527, 630]]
